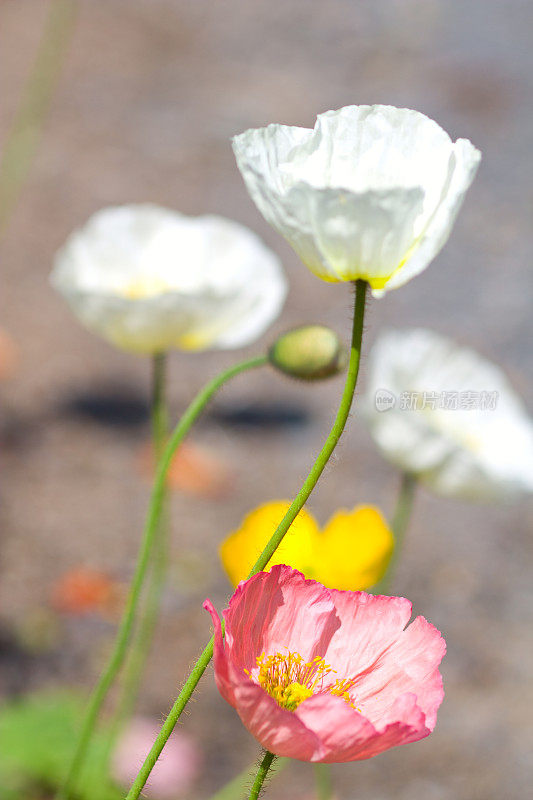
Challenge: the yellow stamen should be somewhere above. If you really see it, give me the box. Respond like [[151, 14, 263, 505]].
[[330, 678, 361, 711], [251, 651, 360, 712]]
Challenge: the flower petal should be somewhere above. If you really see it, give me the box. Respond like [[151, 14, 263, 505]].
[[364, 328, 533, 499], [354, 616, 446, 731], [382, 138, 481, 293], [296, 693, 431, 763], [51, 205, 287, 354], [323, 590, 413, 678], [310, 106, 454, 199], [223, 565, 339, 673], [219, 502, 320, 587], [205, 594, 326, 760], [232, 123, 313, 231], [282, 184, 424, 285], [347, 693, 430, 760], [203, 599, 236, 706], [232, 678, 325, 760], [316, 506, 394, 590], [295, 693, 377, 762]]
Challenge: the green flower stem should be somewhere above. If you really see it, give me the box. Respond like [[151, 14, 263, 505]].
[[125, 280, 368, 800], [247, 281, 367, 575], [103, 352, 170, 763], [249, 751, 277, 800], [151, 352, 169, 460], [374, 471, 418, 594], [314, 763, 334, 800], [0, 0, 77, 234], [55, 353, 267, 800], [209, 757, 288, 800]]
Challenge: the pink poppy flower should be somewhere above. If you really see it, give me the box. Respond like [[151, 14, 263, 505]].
[[204, 564, 445, 762]]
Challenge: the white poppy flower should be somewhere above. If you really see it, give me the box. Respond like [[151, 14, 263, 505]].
[[233, 105, 480, 294], [363, 329, 533, 501], [51, 205, 287, 355]]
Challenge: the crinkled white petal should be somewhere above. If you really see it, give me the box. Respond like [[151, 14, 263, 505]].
[[363, 329, 533, 501], [51, 205, 287, 354], [380, 138, 481, 294], [233, 105, 480, 291], [282, 184, 424, 282]]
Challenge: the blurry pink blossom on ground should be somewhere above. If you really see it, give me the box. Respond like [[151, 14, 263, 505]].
[[113, 717, 201, 797], [205, 564, 445, 762]]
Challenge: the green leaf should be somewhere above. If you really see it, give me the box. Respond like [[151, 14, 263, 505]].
[[0, 690, 123, 800]]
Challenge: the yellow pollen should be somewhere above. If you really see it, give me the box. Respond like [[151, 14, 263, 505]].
[[250, 651, 360, 712], [122, 275, 171, 300], [330, 678, 361, 710], [275, 682, 313, 711]]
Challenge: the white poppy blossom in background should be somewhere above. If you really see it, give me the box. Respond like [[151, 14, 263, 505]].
[[51, 205, 287, 355], [363, 328, 533, 501], [233, 105, 481, 294]]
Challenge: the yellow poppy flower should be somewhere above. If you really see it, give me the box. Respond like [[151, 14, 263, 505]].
[[219, 501, 394, 591]]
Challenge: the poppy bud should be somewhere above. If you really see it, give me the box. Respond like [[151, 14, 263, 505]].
[[269, 324, 347, 381]]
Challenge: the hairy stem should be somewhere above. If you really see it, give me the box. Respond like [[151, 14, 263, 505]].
[[125, 280, 368, 800], [249, 752, 276, 800], [208, 758, 288, 800]]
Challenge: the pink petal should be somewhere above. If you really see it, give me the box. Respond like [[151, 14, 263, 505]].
[[203, 598, 236, 705], [232, 677, 325, 760], [296, 692, 431, 762], [223, 565, 338, 673], [295, 693, 377, 762], [354, 616, 446, 730], [324, 590, 413, 677], [350, 694, 430, 759]]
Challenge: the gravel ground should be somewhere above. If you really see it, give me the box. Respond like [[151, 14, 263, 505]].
[[1, 2, 533, 798]]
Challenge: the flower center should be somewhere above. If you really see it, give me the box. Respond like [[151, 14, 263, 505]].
[[273, 681, 314, 711], [249, 651, 359, 712], [122, 275, 172, 300]]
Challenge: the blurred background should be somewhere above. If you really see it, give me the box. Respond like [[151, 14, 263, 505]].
[[1, 1, 532, 798]]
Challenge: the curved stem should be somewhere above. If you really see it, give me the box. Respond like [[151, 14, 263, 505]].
[[55, 353, 267, 800], [247, 282, 366, 575], [249, 751, 276, 800], [125, 280, 368, 800], [0, 0, 77, 235], [314, 763, 333, 800], [374, 471, 417, 594]]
